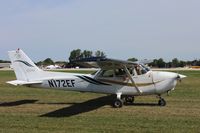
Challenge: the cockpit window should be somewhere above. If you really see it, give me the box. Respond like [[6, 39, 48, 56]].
[[91, 70, 98, 75], [97, 64, 150, 78], [135, 64, 150, 75], [141, 64, 150, 72]]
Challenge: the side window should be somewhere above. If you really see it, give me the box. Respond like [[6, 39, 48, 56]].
[[128, 68, 135, 76], [115, 69, 126, 77], [135, 65, 142, 75], [100, 70, 114, 77]]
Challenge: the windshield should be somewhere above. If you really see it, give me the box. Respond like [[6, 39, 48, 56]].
[[135, 64, 150, 75], [91, 70, 99, 75], [141, 64, 150, 72]]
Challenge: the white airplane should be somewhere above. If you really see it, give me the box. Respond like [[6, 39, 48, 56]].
[[7, 49, 186, 108]]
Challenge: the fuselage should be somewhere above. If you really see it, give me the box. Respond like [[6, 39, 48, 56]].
[[31, 70, 182, 96]]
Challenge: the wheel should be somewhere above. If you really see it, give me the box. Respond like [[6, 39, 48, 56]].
[[113, 99, 123, 108], [158, 98, 166, 106], [124, 96, 134, 103]]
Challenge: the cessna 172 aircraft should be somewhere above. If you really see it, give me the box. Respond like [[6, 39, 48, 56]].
[[7, 49, 186, 108]]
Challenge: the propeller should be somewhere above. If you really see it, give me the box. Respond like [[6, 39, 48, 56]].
[[176, 74, 187, 82]]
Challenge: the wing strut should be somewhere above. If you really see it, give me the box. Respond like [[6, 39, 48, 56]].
[[123, 65, 142, 94]]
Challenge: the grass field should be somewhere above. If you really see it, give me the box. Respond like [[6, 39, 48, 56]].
[[0, 70, 200, 133]]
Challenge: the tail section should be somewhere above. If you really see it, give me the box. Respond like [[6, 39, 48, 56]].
[[8, 49, 42, 81]]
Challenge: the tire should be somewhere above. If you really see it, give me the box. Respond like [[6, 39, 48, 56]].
[[158, 98, 166, 106], [125, 96, 134, 103], [113, 99, 123, 108]]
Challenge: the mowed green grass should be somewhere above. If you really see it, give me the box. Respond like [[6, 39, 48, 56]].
[[0, 70, 200, 133]]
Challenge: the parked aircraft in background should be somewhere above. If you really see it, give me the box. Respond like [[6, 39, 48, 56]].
[[46, 65, 61, 69]]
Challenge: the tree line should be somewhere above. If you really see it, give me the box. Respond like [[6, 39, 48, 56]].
[[36, 48, 200, 68], [69, 49, 106, 61], [36, 57, 200, 68], [149, 58, 187, 68], [0, 60, 10, 63], [35, 49, 106, 67], [1, 49, 200, 68], [128, 58, 200, 68]]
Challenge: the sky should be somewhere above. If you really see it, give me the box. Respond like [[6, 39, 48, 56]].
[[0, 0, 200, 62]]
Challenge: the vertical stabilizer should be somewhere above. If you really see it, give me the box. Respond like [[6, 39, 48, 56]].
[[8, 49, 42, 81]]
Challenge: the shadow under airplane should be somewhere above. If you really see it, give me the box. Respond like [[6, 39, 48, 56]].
[[0, 99, 38, 107], [40, 95, 160, 118], [125, 102, 159, 106], [40, 95, 115, 118], [0, 97, 159, 117]]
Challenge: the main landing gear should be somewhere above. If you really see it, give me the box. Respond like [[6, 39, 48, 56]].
[[158, 96, 166, 106], [113, 93, 167, 108], [113, 99, 123, 108], [113, 93, 135, 108]]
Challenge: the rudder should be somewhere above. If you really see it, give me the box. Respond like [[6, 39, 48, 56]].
[[8, 49, 42, 81]]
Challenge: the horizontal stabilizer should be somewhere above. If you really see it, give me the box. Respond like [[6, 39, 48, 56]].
[[7, 80, 42, 86]]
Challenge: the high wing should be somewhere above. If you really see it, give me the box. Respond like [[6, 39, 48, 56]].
[[71, 57, 138, 69], [72, 57, 143, 93]]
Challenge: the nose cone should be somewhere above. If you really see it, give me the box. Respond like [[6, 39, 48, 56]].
[[178, 74, 187, 79], [153, 71, 186, 94], [152, 71, 186, 82], [153, 71, 176, 81], [177, 74, 187, 81]]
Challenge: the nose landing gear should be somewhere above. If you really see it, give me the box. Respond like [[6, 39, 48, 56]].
[[124, 96, 135, 104]]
